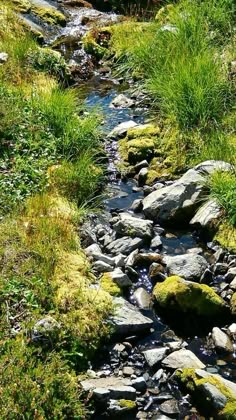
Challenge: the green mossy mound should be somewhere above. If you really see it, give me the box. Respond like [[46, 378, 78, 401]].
[[82, 28, 111, 59], [214, 222, 236, 252], [176, 368, 236, 418], [153, 276, 227, 318], [31, 5, 66, 26], [100, 272, 122, 296]]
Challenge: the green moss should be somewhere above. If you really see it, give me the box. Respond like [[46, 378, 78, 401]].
[[230, 292, 236, 316], [119, 400, 136, 409], [10, 0, 31, 13], [100, 273, 121, 297], [127, 124, 160, 140], [119, 137, 156, 165], [214, 222, 236, 252], [153, 276, 226, 317], [82, 31, 108, 59], [31, 5, 66, 26]]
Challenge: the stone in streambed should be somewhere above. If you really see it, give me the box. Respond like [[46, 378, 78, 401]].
[[113, 213, 153, 239], [143, 347, 169, 367], [211, 327, 234, 353], [143, 160, 232, 224], [159, 399, 179, 416], [106, 236, 143, 255], [137, 167, 148, 187], [162, 349, 205, 369], [110, 268, 132, 288], [133, 288, 151, 309], [163, 253, 208, 281], [93, 260, 113, 272], [153, 276, 227, 318], [108, 121, 137, 140], [111, 297, 153, 335], [150, 234, 163, 250], [110, 94, 135, 109], [149, 263, 166, 283], [134, 252, 163, 267], [190, 199, 222, 229]]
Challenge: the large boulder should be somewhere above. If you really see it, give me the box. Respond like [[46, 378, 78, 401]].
[[153, 276, 227, 318], [113, 213, 153, 239], [163, 253, 208, 281], [143, 161, 232, 224]]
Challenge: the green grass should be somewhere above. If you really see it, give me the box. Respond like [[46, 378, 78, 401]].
[[111, 0, 235, 130], [208, 170, 236, 227]]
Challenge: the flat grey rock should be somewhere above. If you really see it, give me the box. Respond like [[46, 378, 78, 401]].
[[108, 120, 137, 139], [143, 347, 169, 367], [110, 268, 132, 288], [106, 236, 143, 255], [111, 297, 153, 335], [113, 212, 153, 239], [190, 199, 221, 228], [162, 349, 205, 369], [163, 253, 208, 280]]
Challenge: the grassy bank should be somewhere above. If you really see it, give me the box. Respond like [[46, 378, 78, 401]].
[[0, 3, 112, 417], [109, 0, 236, 234]]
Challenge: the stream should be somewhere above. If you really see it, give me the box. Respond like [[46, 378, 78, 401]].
[[24, 2, 236, 418]]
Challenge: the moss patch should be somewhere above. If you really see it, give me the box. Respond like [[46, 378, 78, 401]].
[[11, 0, 31, 12], [153, 276, 227, 317], [100, 273, 122, 297], [214, 222, 236, 252], [82, 29, 110, 59], [119, 400, 136, 409], [31, 5, 66, 26]]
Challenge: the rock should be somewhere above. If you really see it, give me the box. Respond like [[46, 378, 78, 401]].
[[131, 377, 147, 392], [110, 94, 135, 109], [230, 292, 236, 315], [133, 288, 151, 309], [143, 161, 232, 224], [85, 243, 102, 257], [126, 249, 139, 267], [190, 199, 222, 228], [162, 349, 205, 369], [32, 316, 60, 341], [134, 252, 163, 267], [0, 52, 8, 64], [211, 327, 234, 353], [214, 263, 229, 275], [199, 382, 227, 410], [153, 276, 227, 318], [137, 167, 148, 187], [228, 323, 236, 337], [92, 253, 115, 266], [93, 388, 110, 402], [130, 199, 143, 213], [200, 268, 213, 284], [159, 399, 179, 416], [93, 260, 113, 272], [109, 386, 136, 400], [111, 297, 153, 335], [163, 253, 208, 281], [113, 213, 153, 239], [81, 376, 131, 392], [111, 268, 132, 288], [106, 236, 143, 255], [114, 254, 126, 268], [176, 368, 236, 417], [225, 267, 236, 282], [134, 160, 149, 173], [108, 120, 137, 139], [143, 347, 169, 367], [123, 366, 135, 376], [149, 263, 166, 283], [150, 235, 163, 250]]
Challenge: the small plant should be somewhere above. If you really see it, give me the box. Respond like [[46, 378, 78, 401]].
[[208, 170, 236, 227]]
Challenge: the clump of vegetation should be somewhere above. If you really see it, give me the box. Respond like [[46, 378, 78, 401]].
[[0, 3, 112, 416], [208, 170, 236, 227]]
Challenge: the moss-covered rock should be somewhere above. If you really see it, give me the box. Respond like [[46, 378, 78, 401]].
[[120, 137, 156, 165], [214, 222, 236, 252], [230, 292, 236, 316], [153, 276, 227, 318], [100, 272, 122, 296], [176, 368, 236, 418], [127, 124, 160, 140], [82, 29, 110, 59], [31, 5, 66, 26]]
